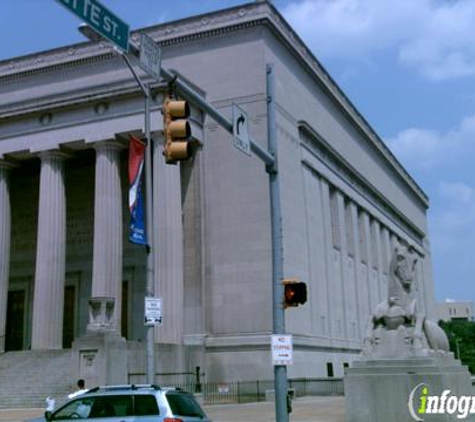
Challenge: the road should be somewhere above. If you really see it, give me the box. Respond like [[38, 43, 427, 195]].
[[0, 396, 345, 422]]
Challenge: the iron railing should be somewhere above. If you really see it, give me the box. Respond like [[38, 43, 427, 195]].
[[128, 374, 344, 405]]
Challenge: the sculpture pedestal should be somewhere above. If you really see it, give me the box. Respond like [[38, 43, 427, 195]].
[[344, 356, 474, 421], [71, 297, 127, 388], [72, 331, 127, 388]]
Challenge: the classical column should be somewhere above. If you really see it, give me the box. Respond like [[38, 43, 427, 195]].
[[0, 161, 13, 352], [90, 141, 123, 332], [31, 151, 68, 350]]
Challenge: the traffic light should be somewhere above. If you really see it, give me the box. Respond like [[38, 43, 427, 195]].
[[163, 96, 191, 164], [283, 279, 307, 308]]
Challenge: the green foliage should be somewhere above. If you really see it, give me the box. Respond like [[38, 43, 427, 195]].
[[439, 319, 475, 374]]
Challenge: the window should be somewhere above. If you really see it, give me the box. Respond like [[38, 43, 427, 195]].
[[52, 397, 94, 419], [91, 396, 133, 418], [326, 362, 334, 378], [134, 395, 159, 416], [166, 393, 206, 418]]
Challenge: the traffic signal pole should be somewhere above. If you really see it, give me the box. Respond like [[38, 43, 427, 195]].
[[116, 51, 156, 384], [266, 64, 289, 422], [143, 85, 155, 385], [79, 25, 287, 421]]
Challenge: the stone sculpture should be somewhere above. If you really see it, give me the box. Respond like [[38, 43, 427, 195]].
[[363, 243, 449, 358]]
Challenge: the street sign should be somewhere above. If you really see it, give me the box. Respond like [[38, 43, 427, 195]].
[[56, 0, 130, 52], [232, 103, 251, 156], [144, 297, 162, 326], [139, 34, 162, 81], [271, 334, 293, 366]]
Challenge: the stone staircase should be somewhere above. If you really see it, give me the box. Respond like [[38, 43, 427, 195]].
[[0, 350, 73, 409]]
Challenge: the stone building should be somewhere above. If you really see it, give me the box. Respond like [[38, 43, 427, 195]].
[[436, 300, 474, 322], [0, 1, 436, 391]]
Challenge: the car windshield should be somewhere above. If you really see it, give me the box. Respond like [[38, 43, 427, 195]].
[[52, 395, 134, 420], [166, 392, 206, 418], [52, 397, 93, 420]]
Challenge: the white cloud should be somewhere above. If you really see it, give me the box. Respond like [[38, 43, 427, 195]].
[[433, 181, 475, 235], [386, 128, 442, 169], [282, 0, 475, 80], [385, 112, 475, 170]]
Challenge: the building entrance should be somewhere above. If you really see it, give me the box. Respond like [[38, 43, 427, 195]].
[[5, 290, 25, 351], [63, 285, 75, 348]]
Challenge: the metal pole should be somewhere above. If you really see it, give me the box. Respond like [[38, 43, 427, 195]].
[[266, 63, 288, 422], [144, 87, 155, 384], [119, 51, 155, 384], [125, 41, 275, 167]]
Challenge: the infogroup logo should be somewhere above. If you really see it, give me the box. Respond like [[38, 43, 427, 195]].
[[408, 383, 475, 420]]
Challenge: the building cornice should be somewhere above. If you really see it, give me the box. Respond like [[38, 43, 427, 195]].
[[0, 0, 426, 203], [0, 81, 144, 121]]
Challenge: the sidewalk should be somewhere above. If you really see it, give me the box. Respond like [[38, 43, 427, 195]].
[[0, 396, 345, 422], [205, 396, 345, 422]]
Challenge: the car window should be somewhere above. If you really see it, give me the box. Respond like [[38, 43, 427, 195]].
[[166, 393, 206, 418], [134, 395, 159, 416], [53, 397, 94, 419], [89, 395, 133, 418]]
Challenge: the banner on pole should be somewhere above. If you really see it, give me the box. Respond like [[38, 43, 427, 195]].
[[128, 135, 147, 245]]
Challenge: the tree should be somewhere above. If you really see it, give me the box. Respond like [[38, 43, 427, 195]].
[[439, 319, 475, 374]]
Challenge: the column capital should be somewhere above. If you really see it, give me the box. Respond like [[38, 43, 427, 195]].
[[37, 149, 71, 162], [93, 140, 125, 152]]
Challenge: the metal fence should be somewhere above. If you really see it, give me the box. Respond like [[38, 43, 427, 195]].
[[205, 378, 344, 404], [145, 378, 343, 405], [128, 373, 343, 405]]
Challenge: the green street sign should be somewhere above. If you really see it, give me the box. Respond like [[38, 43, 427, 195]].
[[56, 0, 130, 52]]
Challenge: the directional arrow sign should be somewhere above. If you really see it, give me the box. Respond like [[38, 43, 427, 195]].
[[56, 0, 130, 52], [271, 334, 293, 366], [232, 103, 251, 156]]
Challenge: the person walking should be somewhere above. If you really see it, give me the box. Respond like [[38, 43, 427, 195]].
[[68, 379, 88, 399]]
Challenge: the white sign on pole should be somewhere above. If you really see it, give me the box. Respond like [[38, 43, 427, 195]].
[[232, 103, 251, 156], [144, 297, 162, 326], [271, 334, 293, 366], [139, 33, 162, 81]]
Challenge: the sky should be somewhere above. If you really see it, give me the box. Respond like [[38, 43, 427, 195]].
[[0, 0, 474, 305]]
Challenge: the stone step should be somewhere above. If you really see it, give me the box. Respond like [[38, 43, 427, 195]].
[[0, 351, 74, 408]]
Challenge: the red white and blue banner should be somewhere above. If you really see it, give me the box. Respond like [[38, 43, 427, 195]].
[[128, 135, 147, 245]]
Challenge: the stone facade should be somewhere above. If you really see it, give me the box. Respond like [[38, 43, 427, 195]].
[[0, 1, 434, 383]]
